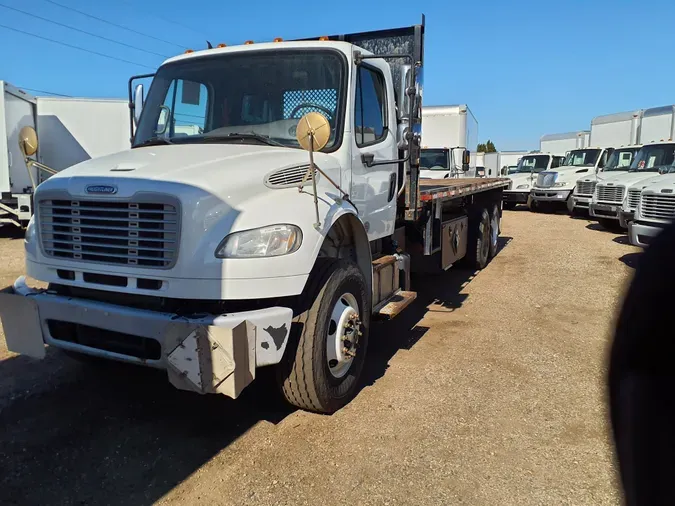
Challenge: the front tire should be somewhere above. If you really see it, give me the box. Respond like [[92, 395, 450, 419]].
[[566, 194, 576, 214], [277, 259, 370, 413], [528, 195, 539, 212]]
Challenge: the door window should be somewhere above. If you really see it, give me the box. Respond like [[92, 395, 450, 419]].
[[354, 66, 387, 146], [160, 79, 208, 137]]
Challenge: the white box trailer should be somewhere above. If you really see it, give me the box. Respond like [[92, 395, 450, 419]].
[[540, 130, 590, 154], [639, 105, 675, 144], [420, 104, 478, 178], [590, 109, 642, 147], [0, 85, 129, 227], [498, 151, 529, 175]]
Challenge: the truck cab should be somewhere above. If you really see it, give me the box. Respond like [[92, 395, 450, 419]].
[[530, 147, 613, 212], [502, 153, 565, 209], [629, 172, 675, 246]]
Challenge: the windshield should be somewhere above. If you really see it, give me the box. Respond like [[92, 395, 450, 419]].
[[604, 147, 639, 171], [563, 149, 601, 167], [133, 50, 346, 150], [420, 149, 449, 170], [629, 143, 675, 172], [516, 155, 549, 173]]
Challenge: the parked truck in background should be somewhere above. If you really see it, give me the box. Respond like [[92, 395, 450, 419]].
[[629, 169, 675, 247], [530, 146, 614, 212], [639, 105, 675, 144], [0, 81, 129, 228], [0, 21, 510, 414], [502, 152, 566, 209], [540, 130, 590, 155], [618, 141, 675, 234], [420, 105, 478, 179]]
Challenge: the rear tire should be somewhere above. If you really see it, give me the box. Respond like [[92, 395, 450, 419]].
[[276, 259, 370, 414], [466, 207, 491, 269], [489, 203, 500, 258]]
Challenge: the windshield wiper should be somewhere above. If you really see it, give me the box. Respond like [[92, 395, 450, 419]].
[[204, 132, 286, 147], [133, 136, 174, 148]]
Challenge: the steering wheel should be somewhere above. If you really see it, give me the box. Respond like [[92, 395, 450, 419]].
[[289, 103, 334, 120]]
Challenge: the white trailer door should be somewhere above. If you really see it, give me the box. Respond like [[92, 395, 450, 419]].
[[4, 91, 36, 194]]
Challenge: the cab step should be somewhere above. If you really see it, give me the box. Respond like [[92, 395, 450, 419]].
[[373, 290, 417, 319]]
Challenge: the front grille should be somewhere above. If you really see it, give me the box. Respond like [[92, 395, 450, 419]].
[[627, 189, 641, 210], [596, 185, 625, 204], [576, 181, 596, 196], [640, 194, 675, 221], [536, 172, 557, 188], [39, 198, 179, 269]]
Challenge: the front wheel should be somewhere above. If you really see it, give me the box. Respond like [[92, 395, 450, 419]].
[[276, 259, 370, 413], [566, 195, 576, 214]]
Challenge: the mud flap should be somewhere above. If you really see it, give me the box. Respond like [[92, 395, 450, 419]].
[[0, 289, 46, 359], [165, 321, 255, 399]]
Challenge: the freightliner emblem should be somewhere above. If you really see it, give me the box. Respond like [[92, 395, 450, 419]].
[[86, 185, 118, 195]]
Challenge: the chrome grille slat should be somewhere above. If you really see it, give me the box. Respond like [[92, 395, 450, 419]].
[[576, 181, 596, 196], [627, 189, 641, 210], [39, 198, 180, 269], [595, 185, 625, 204], [640, 194, 675, 220]]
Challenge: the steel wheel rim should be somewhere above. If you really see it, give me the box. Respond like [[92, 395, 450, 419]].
[[326, 292, 361, 379], [490, 212, 499, 249], [481, 219, 490, 259]]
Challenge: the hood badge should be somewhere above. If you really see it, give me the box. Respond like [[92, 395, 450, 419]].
[[86, 184, 118, 195]]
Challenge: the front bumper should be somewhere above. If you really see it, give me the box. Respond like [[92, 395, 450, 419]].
[[0, 277, 293, 398], [502, 190, 530, 204], [589, 202, 621, 220], [530, 188, 572, 202], [572, 195, 592, 209], [629, 221, 666, 248], [619, 210, 634, 229]]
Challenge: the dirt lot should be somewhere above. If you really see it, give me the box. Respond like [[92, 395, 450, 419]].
[[0, 210, 639, 505]]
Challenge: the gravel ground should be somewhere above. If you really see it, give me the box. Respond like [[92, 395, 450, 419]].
[[0, 210, 639, 505]]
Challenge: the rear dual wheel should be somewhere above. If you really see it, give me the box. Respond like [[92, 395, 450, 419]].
[[467, 203, 500, 269]]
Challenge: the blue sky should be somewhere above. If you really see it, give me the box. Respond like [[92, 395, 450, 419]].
[[1, 0, 673, 150]]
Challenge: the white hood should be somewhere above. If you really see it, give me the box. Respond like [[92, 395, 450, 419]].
[[505, 171, 537, 190], [48, 143, 340, 207], [594, 170, 662, 187], [636, 173, 675, 192]]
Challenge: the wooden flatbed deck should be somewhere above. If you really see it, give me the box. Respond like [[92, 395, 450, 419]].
[[418, 177, 510, 202]]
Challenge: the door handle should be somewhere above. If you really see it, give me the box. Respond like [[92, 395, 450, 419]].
[[361, 153, 375, 167], [387, 172, 397, 202]]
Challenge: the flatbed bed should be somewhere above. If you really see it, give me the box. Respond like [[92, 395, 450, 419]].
[[418, 178, 510, 202]]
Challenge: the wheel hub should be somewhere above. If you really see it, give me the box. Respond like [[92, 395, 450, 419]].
[[326, 293, 361, 378]]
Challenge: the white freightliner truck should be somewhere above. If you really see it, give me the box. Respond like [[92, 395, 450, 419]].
[[571, 109, 642, 214], [0, 21, 509, 414], [419, 105, 477, 179], [502, 152, 566, 209], [629, 173, 675, 247], [0, 82, 129, 228]]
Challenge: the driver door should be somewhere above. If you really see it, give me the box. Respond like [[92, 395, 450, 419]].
[[350, 61, 398, 241]]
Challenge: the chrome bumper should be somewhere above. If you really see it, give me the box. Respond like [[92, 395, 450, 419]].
[[619, 210, 634, 229], [530, 188, 572, 202], [0, 277, 293, 398], [629, 221, 665, 248], [573, 195, 592, 209]]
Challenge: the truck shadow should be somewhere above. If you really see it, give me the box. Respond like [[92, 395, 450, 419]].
[[618, 252, 642, 269], [0, 226, 25, 240], [0, 237, 512, 506]]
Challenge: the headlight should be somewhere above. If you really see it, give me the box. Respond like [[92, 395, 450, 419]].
[[554, 182, 567, 187], [516, 184, 529, 189], [215, 224, 302, 258], [24, 216, 36, 243]]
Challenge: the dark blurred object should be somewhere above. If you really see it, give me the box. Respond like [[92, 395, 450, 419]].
[[609, 221, 675, 505]]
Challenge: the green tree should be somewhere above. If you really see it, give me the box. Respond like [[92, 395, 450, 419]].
[[477, 140, 497, 153]]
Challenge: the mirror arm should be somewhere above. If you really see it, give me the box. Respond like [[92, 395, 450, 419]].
[[25, 159, 57, 191]]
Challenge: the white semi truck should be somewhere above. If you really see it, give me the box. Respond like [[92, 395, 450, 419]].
[[530, 146, 614, 212], [419, 105, 478, 179], [502, 152, 566, 209], [629, 171, 675, 247], [0, 21, 509, 414], [0, 82, 129, 228]]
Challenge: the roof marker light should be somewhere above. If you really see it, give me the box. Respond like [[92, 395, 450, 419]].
[[217, 43, 227, 48], [319, 36, 329, 41], [244, 40, 254, 45], [184, 49, 194, 53], [273, 37, 283, 42]]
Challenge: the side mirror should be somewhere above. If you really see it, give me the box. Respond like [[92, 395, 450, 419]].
[[462, 149, 470, 171], [155, 105, 170, 135], [133, 84, 144, 126], [18, 126, 39, 157]]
